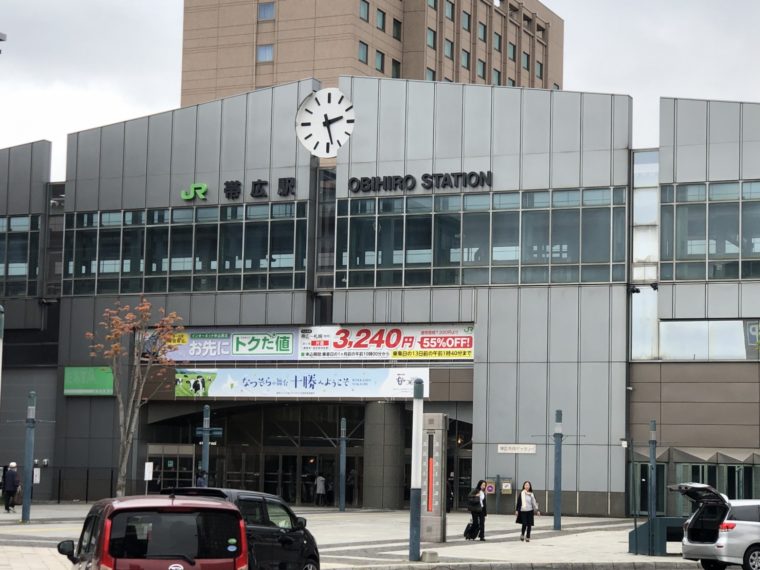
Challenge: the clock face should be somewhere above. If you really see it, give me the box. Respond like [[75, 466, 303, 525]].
[[295, 88, 355, 158]]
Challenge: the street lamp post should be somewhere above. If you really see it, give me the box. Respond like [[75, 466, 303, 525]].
[[409, 379, 424, 561], [553, 410, 562, 531], [22, 391, 36, 523]]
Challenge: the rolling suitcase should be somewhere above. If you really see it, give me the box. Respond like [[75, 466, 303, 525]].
[[464, 521, 479, 540]]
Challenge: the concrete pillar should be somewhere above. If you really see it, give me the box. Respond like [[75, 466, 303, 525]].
[[363, 402, 405, 509]]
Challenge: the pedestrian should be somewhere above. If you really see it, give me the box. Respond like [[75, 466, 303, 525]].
[[196, 470, 208, 487], [315, 473, 326, 506], [515, 480, 541, 542], [446, 472, 455, 513], [467, 479, 487, 541], [2, 462, 20, 513]]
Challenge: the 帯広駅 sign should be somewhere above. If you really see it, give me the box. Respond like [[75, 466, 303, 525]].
[[163, 325, 474, 362], [174, 367, 429, 399]]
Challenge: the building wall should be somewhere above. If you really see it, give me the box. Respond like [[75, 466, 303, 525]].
[[181, 0, 563, 106]]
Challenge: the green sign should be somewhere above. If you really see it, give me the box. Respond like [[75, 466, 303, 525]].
[[64, 367, 114, 396], [180, 183, 208, 201], [232, 333, 293, 355]]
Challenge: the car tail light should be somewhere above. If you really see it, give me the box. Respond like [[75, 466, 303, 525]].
[[236, 518, 249, 570], [719, 522, 736, 532], [97, 517, 115, 570]]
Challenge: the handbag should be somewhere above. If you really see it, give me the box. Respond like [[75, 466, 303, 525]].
[[13, 484, 22, 505], [467, 494, 482, 513]]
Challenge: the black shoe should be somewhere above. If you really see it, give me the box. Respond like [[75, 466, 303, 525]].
[[520, 535, 525, 541], [479, 537, 485, 541]]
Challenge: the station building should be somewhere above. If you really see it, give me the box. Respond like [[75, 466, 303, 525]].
[[0, 77, 758, 517]]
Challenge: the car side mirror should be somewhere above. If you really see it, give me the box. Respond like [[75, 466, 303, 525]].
[[57, 540, 77, 563], [295, 516, 307, 530]]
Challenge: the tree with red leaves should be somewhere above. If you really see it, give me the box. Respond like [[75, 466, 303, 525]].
[[86, 298, 183, 497]]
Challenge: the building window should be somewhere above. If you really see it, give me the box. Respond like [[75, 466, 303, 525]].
[[258, 2, 275, 20], [426, 68, 436, 81], [492, 68, 501, 85], [444, 38, 454, 59], [461, 49, 470, 69], [428, 0, 437, 8], [478, 22, 487, 41], [392, 59, 401, 78], [359, 0, 369, 22], [358, 41, 368, 64], [375, 50, 385, 72], [427, 28, 436, 49], [521, 51, 530, 70], [508, 42, 516, 61], [507, 77, 515, 86], [257, 44, 274, 62], [445, 0, 454, 20], [536, 61, 543, 79], [537, 24, 545, 39], [462, 11, 471, 31], [477, 59, 485, 79], [377, 9, 386, 31], [494, 32, 502, 52], [393, 18, 402, 40]]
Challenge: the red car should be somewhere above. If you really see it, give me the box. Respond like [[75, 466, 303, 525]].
[[57, 494, 249, 570]]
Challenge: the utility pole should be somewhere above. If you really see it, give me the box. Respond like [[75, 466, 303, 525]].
[[22, 391, 36, 523], [339, 417, 346, 512], [553, 410, 562, 530], [409, 378, 424, 561], [201, 405, 210, 477], [648, 420, 657, 556]]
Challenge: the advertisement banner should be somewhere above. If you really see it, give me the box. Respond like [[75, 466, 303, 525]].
[[174, 368, 429, 399], [64, 367, 114, 396], [298, 325, 474, 360], [165, 328, 298, 361]]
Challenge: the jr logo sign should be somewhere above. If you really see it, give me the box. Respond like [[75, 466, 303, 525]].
[[181, 183, 208, 201]]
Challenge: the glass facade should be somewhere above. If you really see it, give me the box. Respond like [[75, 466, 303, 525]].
[[0, 215, 41, 297], [62, 204, 307, 295], [334, 187, 626, 288], [660, 180, 760, 280]]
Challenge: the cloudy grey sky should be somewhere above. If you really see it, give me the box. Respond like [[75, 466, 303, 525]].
[[1, 0, 759, 180]]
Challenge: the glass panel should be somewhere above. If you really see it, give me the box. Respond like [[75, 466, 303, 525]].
[[661, 205, 674, 261], [708, 203, 739, 259], [551, 209, 579, 263], [145, 227, 168, 274], [633, 187, 657, 225], [675, 262, 706, 280], [120, 277, 142, 293], [661, 185, 674, 203], [219, 224, 243, 272], [552, 190, 579, 208], [269, 274, 294, 289], [75, 213, 96, 229], [147, 209, 168, 224], [462, 213, 489, 265], [551, 265, 578, 283], [405, 215, 432, 266], [742, 202, 760, 258], [193, 275, 216, 291], [406, 197, 432, 213], [100, 212, 122, 226], [633, 226, 658, 263], [660, 321, 708, 359], [521, 211, 549, 264], [295, 220, 307, 271], [581, 208, 610, 262], [377, 270, 402, 286], [172, 208, 194, 223], [194, 225, 218, 272], [169, 226, 193, 272], [247, 204, 269, 220], [269, 221, 295, 269], [491, 267, 518, 283], [463, 194, 489, 211], [582, 188, 610, 206], [434, 214, 460, 266], [195, 206, 219, 222], [612, 264, 626, 281], [660, 263, 673, 280], [336, 218, 347, 269], [676, 183, 706, 202], [244, 222, 268, 270], [675, 204, 706, 260], [404, 269, 431, 286], [522, 191, 549, 209], [380, 197, 404, 214], [613, 207, 626, 262], [521, 266, 548, 283], [122, 229, 144, 275], [98, 229, 121, 274], [350, 199, 375, 215], [493, 193, 519, 209], [709, 261, 739, 280], [73, 280, 95, 295], [272, 203, 294, 218], [633, 151, 658, 188], [337, 200, 348, 216], [492, 211, 519, 264], [433, 268, 458, 285], [348, 271, 374, 287], [243, 274, 267, 289], [349, 217, 376, 268], [73, 230, 96, 277], [221, 206, 244, 221], [296, 202, 307, 218], [377, 216, 404, 268], [743, 181, 760, 200], [169, 276, 192, 292], [709, 182, 739, 201], [581, 265, 609, 282], [218, 274, 241, 290], [462, 268, 488, 284], [435, 195, 460, 212], [613, 187, 627, 205], [143, 276, 166, 291], [28, 231, 38, 280]]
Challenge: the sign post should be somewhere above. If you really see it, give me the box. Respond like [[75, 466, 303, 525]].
[[22, 391, 36, 523], [201, 405, 211, 477], [553, 410, 563, 530], [144, 462, 154, 495], [409, 379, 424, 561], [421, 413, 447, 542], [339, 417, 346, 512]]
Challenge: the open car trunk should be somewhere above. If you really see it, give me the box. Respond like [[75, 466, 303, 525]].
[[687, 503, 729, 544]]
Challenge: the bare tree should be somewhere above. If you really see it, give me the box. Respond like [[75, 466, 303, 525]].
[[86, 298, 183, 497]]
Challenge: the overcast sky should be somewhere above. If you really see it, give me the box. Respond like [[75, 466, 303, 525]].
[[1, 0, 759, 180]]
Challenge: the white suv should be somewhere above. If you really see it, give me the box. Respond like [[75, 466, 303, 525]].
[[670, 482, 760, 570]]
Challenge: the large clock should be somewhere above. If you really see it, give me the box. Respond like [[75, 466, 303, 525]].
[[295, 88, 355, 158]]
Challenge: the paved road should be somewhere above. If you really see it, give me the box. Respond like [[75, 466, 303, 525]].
[[0, 504, 699, 569]]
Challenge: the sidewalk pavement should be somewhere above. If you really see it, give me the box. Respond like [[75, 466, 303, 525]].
[[0, 502, 700, 569]]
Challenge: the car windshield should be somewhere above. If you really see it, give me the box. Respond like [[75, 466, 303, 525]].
[[109, 510, 241, 560]]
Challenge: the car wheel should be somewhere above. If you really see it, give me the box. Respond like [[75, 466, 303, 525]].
[[302, 559, 319, 570], [700, 560, 727, 570], [744, 546, 760, 570]]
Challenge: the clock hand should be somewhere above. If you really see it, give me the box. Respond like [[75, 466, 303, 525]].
[[322, 113, 334, 144], [325, 115, 344, 126]]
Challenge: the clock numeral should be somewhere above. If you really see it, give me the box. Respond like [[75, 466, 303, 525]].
[[328, 92, 332, 104], [315, 97, 321, 106], [346, 119, 355, 124], [326, 143, 331, 154], [300, 122, 311, 126], [313, 141, 319, 150], [305, 109, 313, 115], [304, 134, 312, 140], [344, 131, 351, 137], [338, 95, 344, 104], [345, 105, 353, 112], [337, 140, 342, 148]]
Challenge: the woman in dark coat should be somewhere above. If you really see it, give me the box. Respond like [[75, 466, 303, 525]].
[[515, 480, 540, 541], [468, 479, 487, 541]]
